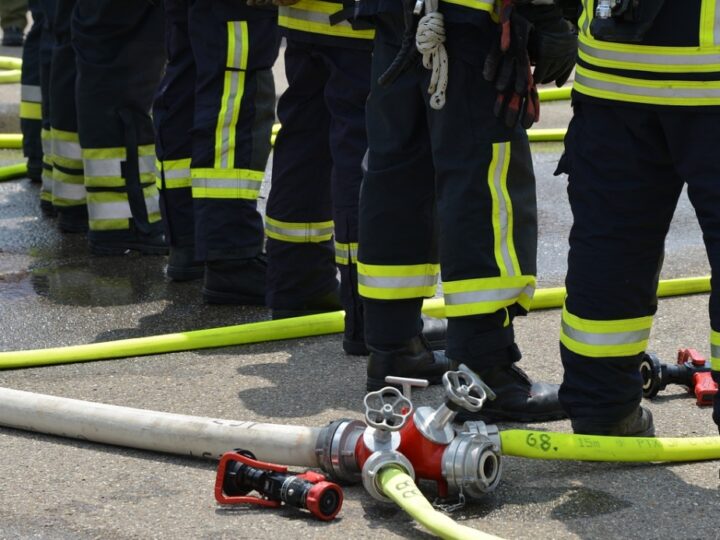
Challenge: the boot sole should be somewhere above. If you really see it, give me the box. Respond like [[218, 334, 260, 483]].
[[90, 243, 169, 256], [166, 265, 204, 282], [345, 337, 446, 358], [202, 288, 265, 306]]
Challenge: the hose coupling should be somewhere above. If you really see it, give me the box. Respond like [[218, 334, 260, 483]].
[[362, 450, 416, 503], [442, 425, 502, 498], [315, 419, 366, 483]]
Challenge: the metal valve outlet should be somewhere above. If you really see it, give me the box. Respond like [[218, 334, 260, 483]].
[[413, 365, 490, 445]]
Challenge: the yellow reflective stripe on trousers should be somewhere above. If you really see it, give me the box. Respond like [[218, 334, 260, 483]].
[[710, 330, 720, 371], [84, 145, 156, 188], [40, 128, 54, 201], [335, 241, 358, 265], [191, 167, 263, 200], [488, 142, 521, 277], [443, 275, 535, 317], [214, 21, 248, 169], [278, 0, 374, 40], [52, 169, 86, 206], [574, 65, 720, 106], [358, 262, 439, 300], [157, 158, 192, 190], [19, 101, 41, 120], [440, 0, 494, 13], [265, 216, 334, 243], [51, 129, 83, 169], [578, 40, 720, 73], [87, 186, 160, 231], [560, 305, 653, 358], [700, 0, 720, 47]]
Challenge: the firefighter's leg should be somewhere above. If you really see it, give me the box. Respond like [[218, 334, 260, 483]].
[[322, 44, 371, 354], [153, 0, 201, 280], [425, 22, 560, 423], [50, 0, 86, 233], [37, 0, 56, 216], [73, 0, 166, 255], [359, 14, 451, 390], [20, 0, 42, 182], [265, 39, 340, 318], [664, 110, 720, 434], [188, 1, 278, 304], [560, 103, 683, 435]]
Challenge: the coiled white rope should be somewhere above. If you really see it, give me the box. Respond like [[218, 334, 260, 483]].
[[415, 0, 448, 110]]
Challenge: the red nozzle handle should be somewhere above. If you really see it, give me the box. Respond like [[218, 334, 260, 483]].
[[692, 372, 718, 406]]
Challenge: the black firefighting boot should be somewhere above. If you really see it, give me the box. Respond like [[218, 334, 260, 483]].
[[57, 206, 89, 234], [271, 288, 342, 320], [571, 406, 655, 437], [166, 245, 204, 282], [344, 315, 448, 356], [89, 231, 168, 256], [202, 256, 267, 306], [454, 362, 567, 423], [366, 335, 457, 392]]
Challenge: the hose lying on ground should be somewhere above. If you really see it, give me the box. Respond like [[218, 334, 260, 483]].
[[0, 56, 21, 84], [0, 276, 710, 369], [0, 162, 27, 181], [378, 466, 503, 540]]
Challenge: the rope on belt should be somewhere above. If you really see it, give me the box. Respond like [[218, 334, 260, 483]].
[[415, 0, 448, 110]]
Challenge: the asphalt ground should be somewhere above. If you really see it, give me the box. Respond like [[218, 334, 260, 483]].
[[0, 47, 719, 540]]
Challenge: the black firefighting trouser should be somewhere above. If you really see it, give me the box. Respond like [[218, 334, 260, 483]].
[[558, 100, 720, 428], [358, 13, 537, 369]]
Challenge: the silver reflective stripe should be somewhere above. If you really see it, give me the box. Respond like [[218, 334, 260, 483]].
[[85, 158, 121, 178], [41, 137, 51, 155], [335, 244, 358, 260], [145, 194, 160, 215], [580, 40, 720, 67], [444, 285, 534, 306], [281, 6, 352, 29], [21, 84, 41, 102], [219, 71, 241, 169], [53, 182, 87, 201], [41, 175, 54, 192], [490, 143, 515, 277], [139, 155, 156, 175], [192, 177, 261, 191], [358, 274, 438, 289], [53, 139, 82, 161], [88, 201, 132, 220], [266, 222, 334, 239], [575, 72, 720, 99], [230, 21, 245, 69], [165, 167, 191, 180], [712, 344, 720, 359], [562, 323, 651, 346]]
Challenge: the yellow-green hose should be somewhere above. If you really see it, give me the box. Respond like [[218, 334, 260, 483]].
[[501, 430, 720, 462], [378, 466, 503, 540], [0, 162, 27, 181], [527, 128, 566, 142], [0, 311, 344, 369], [0, 276, 711, 369], [538, 86, 572, 102], [0, 56, 21, 84], [0, 134, 22, 149]]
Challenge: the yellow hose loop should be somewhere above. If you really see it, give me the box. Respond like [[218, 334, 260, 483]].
[[378, 466, 504, 540], [0, 311, 344, 369], [0, 134, 22, 148], [538, 86, 572, 102], [0, 276, 711, 369], [500, 430, 720, 462], [0, 56, 21, 84], [0, 56, 22, 69], [0, 162, 27, 181], [421, 275, 711, 318]]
